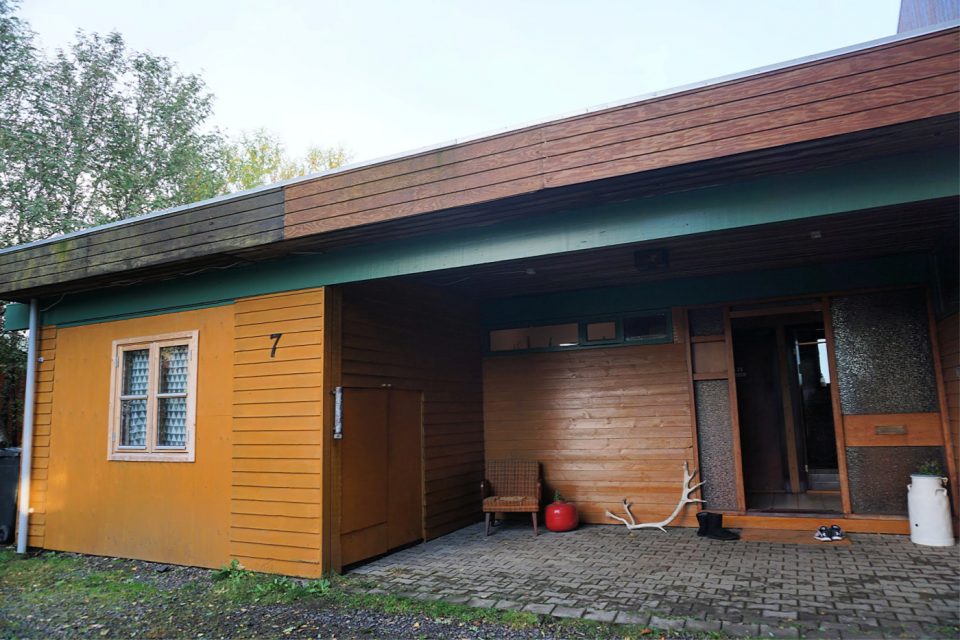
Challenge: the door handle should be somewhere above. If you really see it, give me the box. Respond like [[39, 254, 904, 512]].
[[334, 386, 343, 439]]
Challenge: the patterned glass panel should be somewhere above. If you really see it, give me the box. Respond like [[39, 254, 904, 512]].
[[159, 345, 189, 393], [694, 379, 738, 510], [122, 349, 149, 395], [158, 397, 188, 447], [120, 398, 148, 447]]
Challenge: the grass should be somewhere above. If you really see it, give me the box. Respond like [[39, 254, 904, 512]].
[[0, 551, 715, 639], [0, 548, 158, 605]]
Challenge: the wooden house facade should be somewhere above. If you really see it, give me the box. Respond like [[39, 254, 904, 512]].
[[3, 25, 958, 576]]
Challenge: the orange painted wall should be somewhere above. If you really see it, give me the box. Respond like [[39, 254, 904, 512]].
[[231, 288, 326, 578], [40, 306, 234, 568]]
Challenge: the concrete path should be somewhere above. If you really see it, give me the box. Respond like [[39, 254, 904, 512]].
[[351, 523, 960, 639]]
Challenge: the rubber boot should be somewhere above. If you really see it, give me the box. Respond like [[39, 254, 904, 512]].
[[696, 511, 709, 537], [706, 512, 740, 541]]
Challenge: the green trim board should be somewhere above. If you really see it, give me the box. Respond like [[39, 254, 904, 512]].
[[481, 253, 933, 328], [3, 148, 955, 330]]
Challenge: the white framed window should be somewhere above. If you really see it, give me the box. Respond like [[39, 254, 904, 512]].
[[107, 330, 198, 462]]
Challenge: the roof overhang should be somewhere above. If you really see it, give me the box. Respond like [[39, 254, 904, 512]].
[[0, 24, 957, 301]]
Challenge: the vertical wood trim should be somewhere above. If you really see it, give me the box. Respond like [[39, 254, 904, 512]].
[[822, 296, 853, 514], [680, 309, 703, 506], [323, 288, 343, 574], [776, 326, 802, 494], [723, 307, 747, 513], [926, 292, 959, 515]]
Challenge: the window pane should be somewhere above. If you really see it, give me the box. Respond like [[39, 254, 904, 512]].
[[586, 321, 616, 342], [490, 328, 528, 351], [120, 399, 148, 447], [122, 349, 150, 395], [158, 397, 188, 447], [159, 345, 189, 393], [623, 313, 669, 342], [528, 323, 578, 349]]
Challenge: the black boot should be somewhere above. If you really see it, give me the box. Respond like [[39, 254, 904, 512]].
[[706, 512, 740, 541], [696, 511, 709, 537]]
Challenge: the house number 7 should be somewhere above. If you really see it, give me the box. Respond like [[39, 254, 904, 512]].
[[269, 333, 283, 358]]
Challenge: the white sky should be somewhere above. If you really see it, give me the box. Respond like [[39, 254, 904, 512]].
[[19, 0, 903, 163]]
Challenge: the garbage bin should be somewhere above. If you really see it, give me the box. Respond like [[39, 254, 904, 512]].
[[0, 448, 20, 544]]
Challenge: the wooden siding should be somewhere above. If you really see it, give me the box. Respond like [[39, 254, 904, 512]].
[[0, 188, 284, 296], [232, 288, 326, 577], [285, 29, 959, 238], [340, 282, 485, 540], [483, 343, 697, 526], [938, 313, 959, 491], [26, 326, 56, 548], [39, 307, 233, 567]]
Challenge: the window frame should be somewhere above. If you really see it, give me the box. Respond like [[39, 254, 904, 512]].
[[486, 310, 673, 355], [107, 330, 198, 462]]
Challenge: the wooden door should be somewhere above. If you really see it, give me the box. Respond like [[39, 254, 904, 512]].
[[339, 388, 422, 566]]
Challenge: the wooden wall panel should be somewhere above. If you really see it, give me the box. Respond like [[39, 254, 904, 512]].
[[340, 282, 484, 540], [40, 307, 234, 568], [285, 29, 959, 238], [483, 344, 697, 526], [232, 288, 325, 578], [25, 326, 56, 548], [938, 313, 959, 486]]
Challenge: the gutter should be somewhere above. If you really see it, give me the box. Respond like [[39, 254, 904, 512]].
[[15, 299, 38, 554]]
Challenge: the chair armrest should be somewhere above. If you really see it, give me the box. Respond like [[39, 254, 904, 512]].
[[536, 480, 542, 502], [481, 479, 490, 500]]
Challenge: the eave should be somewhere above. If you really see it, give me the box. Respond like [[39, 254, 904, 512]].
[[0, 24, 957, 301]]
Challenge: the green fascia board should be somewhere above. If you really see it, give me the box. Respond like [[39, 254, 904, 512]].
[[5, 147, 956, 330], [482, 253, 932, 327]]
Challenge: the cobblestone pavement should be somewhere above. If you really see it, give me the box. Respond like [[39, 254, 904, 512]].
[[351, 523, 960, 639]]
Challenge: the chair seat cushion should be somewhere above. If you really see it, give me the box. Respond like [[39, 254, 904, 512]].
[[483, 495, 538, 512]]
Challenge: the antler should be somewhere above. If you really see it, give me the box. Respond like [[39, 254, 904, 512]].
[[605, 462, 705, 532]]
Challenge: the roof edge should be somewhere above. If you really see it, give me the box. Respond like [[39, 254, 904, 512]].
[[2, 20, 957, 258]]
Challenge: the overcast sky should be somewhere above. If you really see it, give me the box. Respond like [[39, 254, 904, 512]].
[[20, 0, 903, 163]]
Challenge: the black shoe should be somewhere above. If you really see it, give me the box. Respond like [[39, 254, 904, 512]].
[[696, 511, 709, 537], [706, 512, 740, 541]]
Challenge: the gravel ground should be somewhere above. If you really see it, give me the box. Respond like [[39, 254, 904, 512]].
[[0, 550, 671, 639]]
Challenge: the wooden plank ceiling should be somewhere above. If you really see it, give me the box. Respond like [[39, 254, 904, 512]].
[[0, 26, 956, 299], [404, 197, 960, 299]]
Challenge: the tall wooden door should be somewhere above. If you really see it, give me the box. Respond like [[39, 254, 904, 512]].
[[339, 388, 423, 566]]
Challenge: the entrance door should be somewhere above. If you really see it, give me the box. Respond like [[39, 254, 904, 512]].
[[732, 313, 841, 513], [339, 388, 423, 566]]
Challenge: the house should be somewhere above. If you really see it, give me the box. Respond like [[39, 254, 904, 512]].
[[3, 23, 958, 578]]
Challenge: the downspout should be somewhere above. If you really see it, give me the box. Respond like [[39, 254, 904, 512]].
[[15, 299, 38, 554]]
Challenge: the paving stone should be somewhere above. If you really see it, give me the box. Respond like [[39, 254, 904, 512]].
[[613, 611, 649, 625], [521, 603, 555, 615], [758, 624, 800, 638], [345, 524, 959, 639], [649, 615, 685, 630], [583, 609, 617, 623], [552, 606, 586, 619], [684, 619, 722, 633]]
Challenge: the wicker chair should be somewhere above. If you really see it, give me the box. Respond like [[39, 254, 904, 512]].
[[481, 459, 542, 536]]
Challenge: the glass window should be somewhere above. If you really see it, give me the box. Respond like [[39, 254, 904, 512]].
[[109, 331, 198, 462], [586, 321, 617, 342], [623, 313, 669, 342], [490, 323, 579, 351]]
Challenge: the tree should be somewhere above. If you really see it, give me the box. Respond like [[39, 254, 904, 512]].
[[223, 128, 349, 193], [0, 0, 227, 247]]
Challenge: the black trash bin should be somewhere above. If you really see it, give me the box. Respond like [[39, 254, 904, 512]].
[[0, 448, 20, 544]]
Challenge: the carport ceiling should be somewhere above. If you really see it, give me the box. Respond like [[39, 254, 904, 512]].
[[404, 197, 958, 299]]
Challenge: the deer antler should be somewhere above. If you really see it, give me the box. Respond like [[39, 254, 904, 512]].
[[606, 462, 705, 533]]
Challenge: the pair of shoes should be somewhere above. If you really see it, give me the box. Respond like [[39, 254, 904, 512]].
[[814, 524, 844, 541], [696, 511, 740, 541]]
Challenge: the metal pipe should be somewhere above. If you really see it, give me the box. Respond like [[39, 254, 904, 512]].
[[15, 299, 38, 554]]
